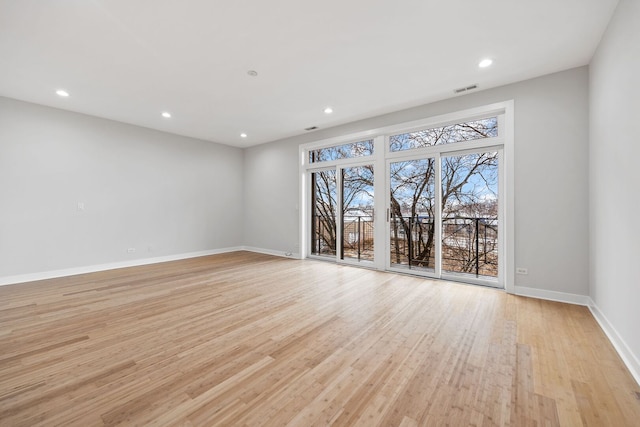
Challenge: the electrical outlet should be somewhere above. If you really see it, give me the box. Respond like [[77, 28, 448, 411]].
[[127, 248, 136, 253], [516, 267, 528, 275]]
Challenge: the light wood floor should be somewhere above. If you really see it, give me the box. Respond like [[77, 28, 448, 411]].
[[1, 252, 639, 426]]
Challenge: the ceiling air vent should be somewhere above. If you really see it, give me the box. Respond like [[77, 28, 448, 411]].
[[305, 126, 318, 131], [454, 84, 478, 94]]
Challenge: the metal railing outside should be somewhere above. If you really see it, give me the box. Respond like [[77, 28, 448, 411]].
[[342, 215, 374, 261], [390, 215, 498, 277], [313, 214, 498, 277], [312, 215, 374, 261]]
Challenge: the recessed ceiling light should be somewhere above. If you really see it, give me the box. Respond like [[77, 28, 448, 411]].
[[240, 133, 248, 138], [247, 70, 258, 77], [56, 89, 70, 97], [161, 112, 171, 118], [324, 107, 333, 114], [478, 58, 493, 68]]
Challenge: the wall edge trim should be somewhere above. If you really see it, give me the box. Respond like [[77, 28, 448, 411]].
[[513, 285, 590, 305], [587, 298, 640, 387], [241, 246, 301, 259], [0, 247, 244, 286]]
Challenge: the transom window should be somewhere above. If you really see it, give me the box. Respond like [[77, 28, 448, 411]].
[[389, 117, 497, 152], [309, 139, 374, 163]]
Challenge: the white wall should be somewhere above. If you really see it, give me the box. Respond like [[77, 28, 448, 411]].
[[244, 67, 590, 297], [589, 0, 640, 380], [0, 97, 243, 279], [2, 68, 589, 300], [242, 140, 300, 256]]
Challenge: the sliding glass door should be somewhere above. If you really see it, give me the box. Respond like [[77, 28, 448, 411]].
[[341, 165, 374, 262], [441, 151, 499, 280], [310, 169, 337, 257], [387, 150, 501, 286], [310, 163, 375, 265], [389, 158, 436, 272]]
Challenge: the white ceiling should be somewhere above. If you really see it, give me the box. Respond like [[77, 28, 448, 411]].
[[0, 0, 618, 148]]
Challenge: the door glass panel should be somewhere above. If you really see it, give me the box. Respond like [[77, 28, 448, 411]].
[[389, 159, 436, 272], [441, 152, 499, 278], [341, 165, 374, 262], [311, 170, 337, 257]]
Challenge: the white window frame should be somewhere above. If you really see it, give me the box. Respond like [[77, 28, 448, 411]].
[[299, 101, 515, 293]]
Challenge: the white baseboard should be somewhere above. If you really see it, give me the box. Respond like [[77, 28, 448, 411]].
[[587, 298, 640, 386], [241, 246, 301, 260], [513, 285, 591, 306], [0, 246, 244, 286]]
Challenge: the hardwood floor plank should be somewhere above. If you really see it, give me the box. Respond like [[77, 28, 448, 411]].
[[0, 251, 639, 426]]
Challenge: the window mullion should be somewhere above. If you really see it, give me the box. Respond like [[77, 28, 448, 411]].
[[435, 153, 442, 278]]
